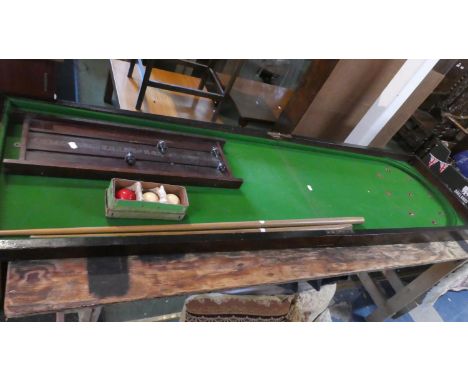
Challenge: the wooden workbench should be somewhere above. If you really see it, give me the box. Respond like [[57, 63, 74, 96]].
[[4, 240, 468, 318], [1, 96, 467, 321]]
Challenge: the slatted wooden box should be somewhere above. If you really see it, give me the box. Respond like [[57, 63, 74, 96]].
[[105, 178, 189, 220]]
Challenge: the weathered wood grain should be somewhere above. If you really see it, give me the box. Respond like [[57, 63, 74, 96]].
[[4, 241, 468, 318]]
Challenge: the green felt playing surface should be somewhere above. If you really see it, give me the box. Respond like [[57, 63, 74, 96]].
[[0, 98, 464, 234]]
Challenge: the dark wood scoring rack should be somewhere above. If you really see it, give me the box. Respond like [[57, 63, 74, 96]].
[[3, 114, 243, 188]]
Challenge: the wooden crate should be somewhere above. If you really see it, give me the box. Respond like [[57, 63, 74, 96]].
[[105, 178, 189, 220]]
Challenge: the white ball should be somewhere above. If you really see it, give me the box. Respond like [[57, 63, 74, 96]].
[[143, 192, 159, 202], [166, 194, 180, 205]]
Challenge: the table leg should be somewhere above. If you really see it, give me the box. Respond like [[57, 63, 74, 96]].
[[104, 70, 114, 104], [0, 262, 7, 320], [78, 307, 102, 322], [55, 307, 102, 322], [366, 260, 466, 321]]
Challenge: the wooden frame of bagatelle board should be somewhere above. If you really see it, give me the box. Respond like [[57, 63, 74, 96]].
[[0, 96, 467, 261]]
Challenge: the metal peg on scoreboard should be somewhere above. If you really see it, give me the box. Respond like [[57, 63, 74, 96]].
[[217, 162, 227, 173], [211, 146, 220, 159], [158, 140, 168, 154], [125, 152, 136, 166]]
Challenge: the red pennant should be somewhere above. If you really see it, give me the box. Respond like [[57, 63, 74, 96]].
[[428, 153, 439, 167], [439, 161, 449, 173]]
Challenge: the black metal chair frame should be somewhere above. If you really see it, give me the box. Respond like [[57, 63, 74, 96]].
[[127, 59, 243, 121]]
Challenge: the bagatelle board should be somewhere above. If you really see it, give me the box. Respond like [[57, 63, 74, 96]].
[[3, 113, 243, 188]]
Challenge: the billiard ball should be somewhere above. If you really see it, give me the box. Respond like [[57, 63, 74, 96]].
[[166, 193, 180, 205], [116, 188, 136, 200], [143, 192, 159, 202]]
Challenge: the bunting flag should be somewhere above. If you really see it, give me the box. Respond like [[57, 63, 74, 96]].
[[439, 161, 449, 173], [428, 153, 439, 167], [428, 153, 450, 173]]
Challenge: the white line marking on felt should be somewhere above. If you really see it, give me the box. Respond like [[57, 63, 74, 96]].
[[68, 142, 78, 149], [307, 185, 313, 191]]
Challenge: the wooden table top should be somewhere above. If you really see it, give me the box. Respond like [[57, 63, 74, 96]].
[[4, 240, 468, 318]]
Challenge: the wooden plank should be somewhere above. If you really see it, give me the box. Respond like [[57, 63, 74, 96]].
[[28, 118, 225, 151], [3, 156, 242, 188], [357, 269, 423, 319], [382, 269, 418, 315], [293, 60, 405, 142], [367, 259, 466, 321], [383, 269, 406, 291], [4, 240, 468, 318], [275, 60, 338, 133], [19, 119, 29, 160], [357, 272, 387, 309]]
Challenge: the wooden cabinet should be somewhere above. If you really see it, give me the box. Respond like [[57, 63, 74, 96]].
[[0, 59, 57, 100]]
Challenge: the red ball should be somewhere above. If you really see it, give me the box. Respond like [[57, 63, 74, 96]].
[[116, 188, 136, 200]]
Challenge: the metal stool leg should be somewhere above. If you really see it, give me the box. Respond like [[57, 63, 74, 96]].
[[104, 70, 114, 104], [135, 60, 153, 110], [212, 60, 243, 122], [127, 59, 136, 78], [198, 59, 214, 90]]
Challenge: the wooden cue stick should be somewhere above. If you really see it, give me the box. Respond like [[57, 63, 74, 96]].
[[0, 217, 364, 237], [31, 224, 354, 238]]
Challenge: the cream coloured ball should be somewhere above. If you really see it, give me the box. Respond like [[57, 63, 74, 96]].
[[143, 192, 159, 202], [166, 193, 180, 205]]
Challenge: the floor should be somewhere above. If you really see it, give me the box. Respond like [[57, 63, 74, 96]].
[[329, 280, 468, 322], [5, 59, 466, 322], [73, 59, 245, 127]]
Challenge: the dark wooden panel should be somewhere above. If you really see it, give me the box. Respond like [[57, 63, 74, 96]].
[[4, 157, 241, 188], [433, 59, 459, 75], [4, 241, 468, 317], [275, 59, 339, 133], [27, 131, 218, 168], [28, 116, 223, 151], [3, 114, 242, 188], [1, 225, 468, 262], [25, 150, 220, 176], [0, 60, 56, 100]]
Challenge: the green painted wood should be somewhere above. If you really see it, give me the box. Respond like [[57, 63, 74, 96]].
[[0, 98, 464, 234]]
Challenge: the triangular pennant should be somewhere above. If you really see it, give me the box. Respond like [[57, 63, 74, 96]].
[[428, 153, 439, 167], [439, 161, 449, 173]]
